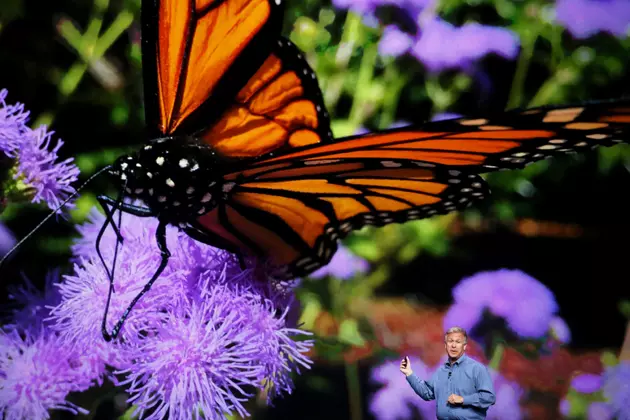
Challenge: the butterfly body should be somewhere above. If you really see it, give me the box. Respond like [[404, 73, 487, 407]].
[[109, 137, 229, 223]]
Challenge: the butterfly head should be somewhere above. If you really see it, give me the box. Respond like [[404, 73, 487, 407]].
[[109, 137, 229, 220]]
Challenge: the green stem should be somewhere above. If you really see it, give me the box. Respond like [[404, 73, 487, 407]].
[[345, 361, 362, 420], [488, 341, 504, 371], [378, 65, 408, 129], [506, 32, 537, 110], [348, 44, 377, 129]]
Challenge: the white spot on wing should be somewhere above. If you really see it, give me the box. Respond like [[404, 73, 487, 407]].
[[156, 157, 165, 166], [166, 178, 175, 187], [179, 159, 189, 168]]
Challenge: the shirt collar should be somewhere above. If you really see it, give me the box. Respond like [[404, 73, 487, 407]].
[[445, 354, 468, 367]]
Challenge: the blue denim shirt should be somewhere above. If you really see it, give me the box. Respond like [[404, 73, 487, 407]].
[[406, 355, 496, 420]]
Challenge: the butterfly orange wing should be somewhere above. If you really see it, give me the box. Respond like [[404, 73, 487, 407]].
[[141, 0, 284, 137], [197, 37, 334, 158], [188, 100, 630, 278]]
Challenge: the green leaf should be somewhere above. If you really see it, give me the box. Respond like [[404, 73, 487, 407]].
[[338, 318, 366, 346]]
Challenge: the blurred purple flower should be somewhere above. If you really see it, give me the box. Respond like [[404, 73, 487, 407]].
[[603, 361, 630, 420], [444, 269, 559, 339], [571, 373, 603, 393], [0, 88, 79, 211], [51, 210, 313, 417], [309, 245, 369, 280], [487, 369, 524, 419], [369, 356, 436, 420], [550, 316, 571, 344], [0, 222, 15, 257], [559, 398, 570, 417], [379, 25, 413, 57], [0, 89, 29, 156], [431, 112, 462, 122], [412, 18, 520, 72], [0, 327, 102, 420], [555, 0, 630, 39], [588, 402, 614, 420], [5, 270, 61, 332]]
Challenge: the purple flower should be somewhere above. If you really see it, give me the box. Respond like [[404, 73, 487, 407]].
[[379, 25, 414, 57], [0, 327, 102, 420], [0, 222, 15, 257], [117, 286, 311, 420], [431, 112, 463, 122], [559, 398, 571, 416], [5, 270, 61, 332], [487, 370, 524, 420], [369, 356, 436, 420], [444, 269, 559, 339], [603, 361, 630, 420], [309, 245, 369, 280], [15, 125, 80, 211], [550, 316, 572, 344], [571, 373, 603, 394], [0, 89, 29, 156], [412, 18, 520, 72], [51, 210, 313, 417], [0, 88, 79, 211], [588, 402, 614, 420], [555, 0, 630, 39]]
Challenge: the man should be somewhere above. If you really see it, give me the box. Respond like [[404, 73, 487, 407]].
[[400, 327, 496, 419]]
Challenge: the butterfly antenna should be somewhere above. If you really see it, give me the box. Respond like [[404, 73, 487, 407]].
[[0, 165, 112, 269]]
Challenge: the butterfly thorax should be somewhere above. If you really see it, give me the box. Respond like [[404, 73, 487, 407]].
[[109, 136, 232, 221]]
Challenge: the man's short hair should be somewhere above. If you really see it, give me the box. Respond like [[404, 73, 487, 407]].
[[444, 326, 468, 343]]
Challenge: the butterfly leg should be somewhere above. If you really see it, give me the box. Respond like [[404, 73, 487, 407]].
[[96, 195, 126, 287], [97, 196, 166, 341], [102, 219, 170, 342]]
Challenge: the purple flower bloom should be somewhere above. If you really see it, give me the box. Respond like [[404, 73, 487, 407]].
[[571, 373, 603, 393], [431, 112, 463, 122], [412, 18, 520, 72], [309, 245, 369, 280], [0, 88, 79, 211], [559, 398, 570, 416], [555, 0, 630, 39], [16, 125, 80, 211], [369, 356, 436, 420], [444, 269, 559, 339], [0, 89, 29, 156], [5, 270, 61, 332], [51, 210, 313, 417], [487, 370, 524, 419], [0, 222, 15, 257], [379, 25, 413, 57], [0, 327, 102, 420], [550, 316, 571, 344], [603, 361, 630, 420], [588, 402, 614, 420]]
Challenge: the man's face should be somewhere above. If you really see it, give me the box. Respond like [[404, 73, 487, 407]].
[[445, 332, 467, 360]]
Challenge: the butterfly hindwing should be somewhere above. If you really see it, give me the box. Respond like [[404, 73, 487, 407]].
[[197, 36, 334, 158], [141, 0, 285, 137], [195, 162, 489, 278], [192, 100, 630, 278]]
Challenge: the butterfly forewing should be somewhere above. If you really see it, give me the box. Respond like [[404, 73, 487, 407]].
[[141, 0, 284, 137]]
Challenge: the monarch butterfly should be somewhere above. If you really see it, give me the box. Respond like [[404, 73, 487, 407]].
[[8, 0, 630, 342]]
